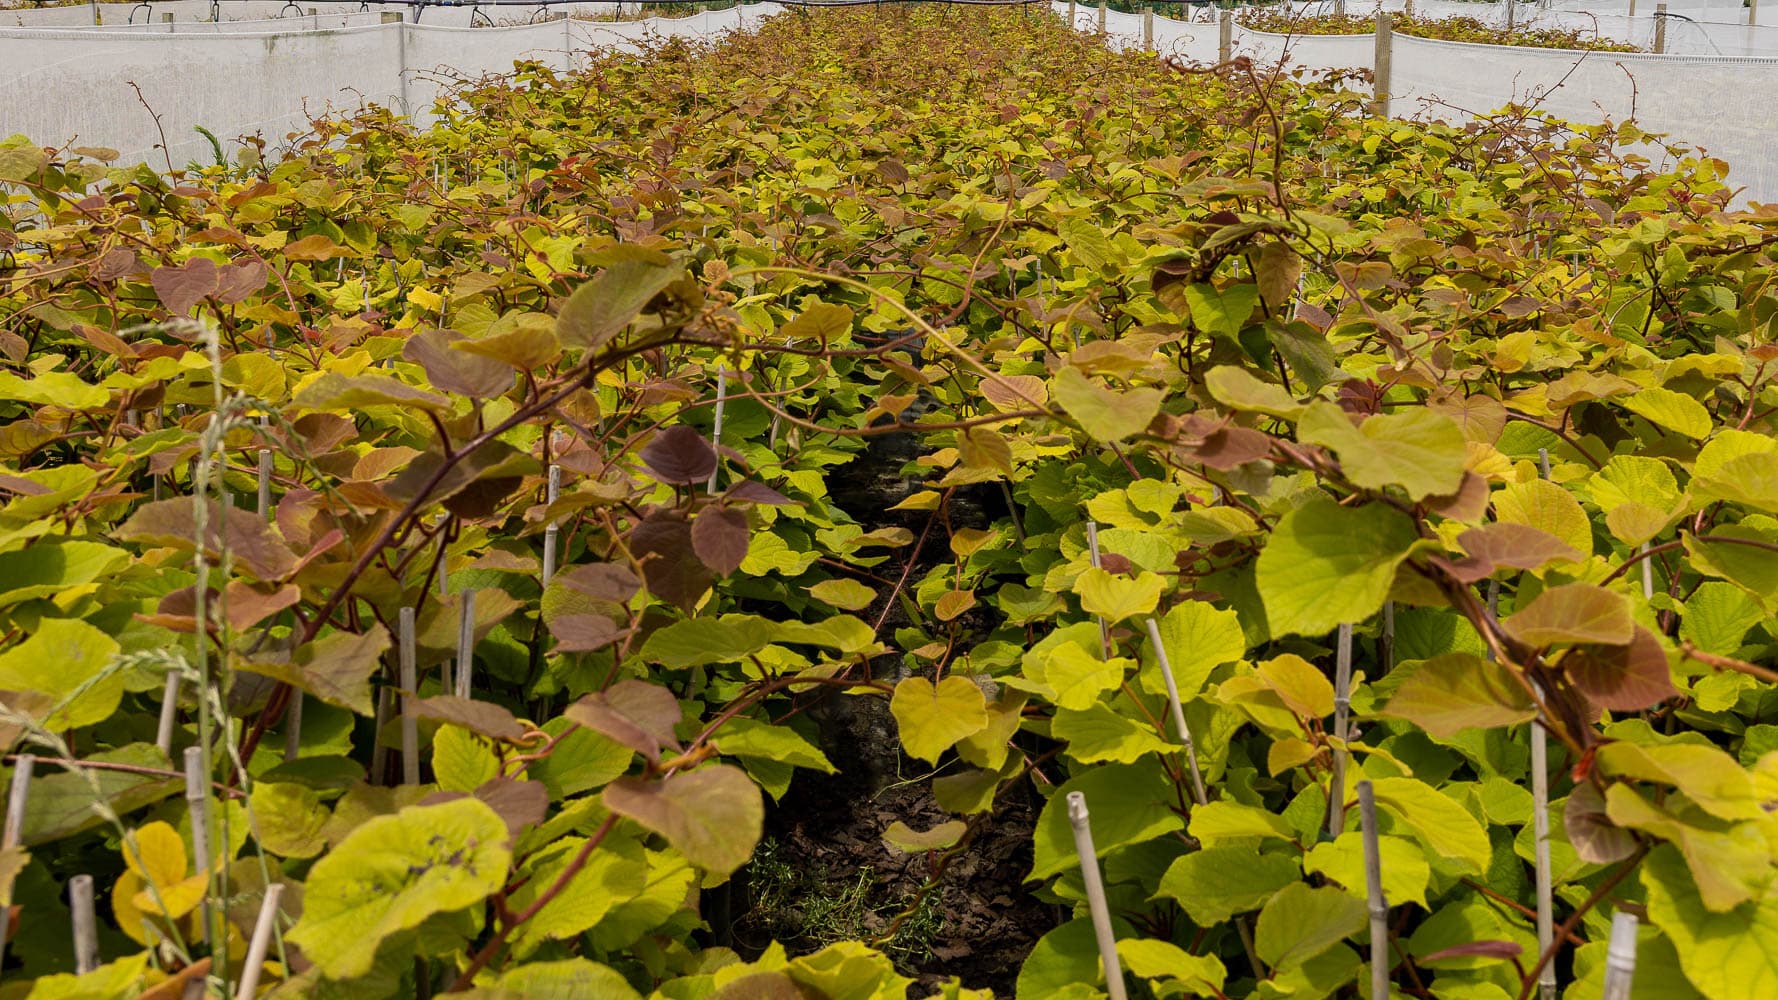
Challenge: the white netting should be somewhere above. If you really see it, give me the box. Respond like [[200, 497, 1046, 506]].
[[0, 6, 776, 167], [1059, 1, 1777, 202]]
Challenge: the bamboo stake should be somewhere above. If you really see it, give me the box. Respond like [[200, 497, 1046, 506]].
[[1532, 451, 1556, 1000], [542, 465, 561, 589], [708, 368, 727, 495], [455, 589, 475, 699], [255, 448, 271, 518], [1639, 541, 1654, 600], [183, 747, 212, 947], [1329, 622, 1354, 836], [156, 673, 181, 757], [400, 607, 419, 786], [1380, 600, 1395, 674], [1357, 780, 1389, 1000], [370, 686, 392, 785], [0, 755, 34, 978], [70, 874, 99, 974], [1601, 911, 1639, 1000], [1065, 792, 1128, 1000], [1143, 617, 1207, 805], [1086, 520, 1108, 658], [235, 884, 286, 1000], [283, 694, 303, 762]]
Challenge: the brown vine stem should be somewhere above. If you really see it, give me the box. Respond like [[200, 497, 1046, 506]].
[[1, 754, 246, 799], [445, 814, 618, 991], [1678, 643, 1778, 686], [1513, 845, 1648, 1000], [238, 335, 688, 767]]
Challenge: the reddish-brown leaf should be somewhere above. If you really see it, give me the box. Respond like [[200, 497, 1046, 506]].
[[1562, 781, 1638, 864], [556, 563, 641, 604], [411, 695, 528, 742], [549, 613, 625, 653], [640, 426, 717, 485], [1562, 626, 1678, 712], [115, 497, 297, 581], [691, 506, 750, 575], [150, 259, 219, 316], [564, 679, 683, 763], [630, 510, 711, 611], [725, 480, 797, 506]]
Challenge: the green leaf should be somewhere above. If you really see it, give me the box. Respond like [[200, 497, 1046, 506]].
[[1184, 282, 1262, 340], [20, 744, 180, 846], [557, 250, 684, 350], [808, 578, 876, 610], [1204, 365, 1305, 419], [1042, 644, 1129, 711], [1186, 800, 1298, 844], [1052, 367, 1163, 443], [712, 716, 835, 773], [481, 959, 643, 1000], [249, 783, 332, 859], [0, 617, 122, 731], [882, 819, 968, 854], [241, 627, 390, 716], [1501, 583, 1634, 647], [1030, 760, 1184, 880], [1074, 567, 1165, 622], [1596, 741, 1761, 821], [1154, 846, 1300, 924], [1116, 939, 1227, 996], [1643, 843, 1778, 999], [1304, 833, 1432, 909], [1140, 600, 1246, 703], [1254, 882, 1367, 972], [0, 541, 128, 608], [1256, 497, 1419, 638], [1058, 216, 1116, 271], [1299, 403, 1468, 501], [1493, 478, 1592, 557], [1052, 703, 1170, 764], [780, 301, 854, 343], [638, 615, 778, 669], [1368, 777, 1491, 875], [1380, 652, 1536, 737], [0, 371, 108, 410], [602, 765, 762, 875], [287, 798, 513, 978], [292, 371, 451, 414], [890, 675, 989, 763], [505, 833, 649, 955], [432, 725, 502, 792], [1607, 785, 1768, 911], [1622, 387, 1713, 439]]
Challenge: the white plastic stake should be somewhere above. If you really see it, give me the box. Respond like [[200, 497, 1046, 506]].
[[542, 465, 561, 589], [1357, 780, 1389, 1000], [3, 755, 32, 850], [455, 590, 475, 699], [235, 883, 287, 1000], [1329, 622, 1354, 836], [1086, 520, 1109, 657], [1143, 618, 1207, 805], [1065, 792, 1129, 1000], [256, 448, 272, 518], [708, 368, 727, 494], [156, 673, 181, 757], [1601, 911, 1639, 1000], [183, 747, 212, 947], [70, 874, 99, 974], [400, 607, 419, 786], [370, 685, 392, 786], [0, 754, 34, 976]]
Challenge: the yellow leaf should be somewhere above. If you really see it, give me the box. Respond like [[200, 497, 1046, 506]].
[[1075, 567, 1165, 622], [890, 676, 990, 764], [125, 821, 189, 888]]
